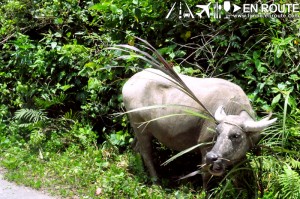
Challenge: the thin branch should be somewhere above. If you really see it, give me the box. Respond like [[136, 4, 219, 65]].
[[0, 33, 15, 45]]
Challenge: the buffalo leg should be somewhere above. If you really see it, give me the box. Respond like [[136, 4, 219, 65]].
[[133, 128, 158, 179]]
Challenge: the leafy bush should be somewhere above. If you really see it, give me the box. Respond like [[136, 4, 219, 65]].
[[0, 0, 299, 198]]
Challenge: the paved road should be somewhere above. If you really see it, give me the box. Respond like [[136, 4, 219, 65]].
[[0, 168, 58, 199]]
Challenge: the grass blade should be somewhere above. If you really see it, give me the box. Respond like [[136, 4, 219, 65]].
[[161, 142, 214, 166], [282, 92, 289, 146], [178, 170, 202, 180], [108, 36, 216, 121], [113, 104, 203, 117]]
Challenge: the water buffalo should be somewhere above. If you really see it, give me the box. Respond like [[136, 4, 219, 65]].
[[122, 68, 276, 189]]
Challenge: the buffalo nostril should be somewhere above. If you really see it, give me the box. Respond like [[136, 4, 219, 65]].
[[206, 152, 218, 164]]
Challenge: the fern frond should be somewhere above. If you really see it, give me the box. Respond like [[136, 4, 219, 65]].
[[18, 123, 34, 128], [287, 157, 300, 169], [278, 165, 300, 199], [63, 109, 80, 121], [14, 108, 48, 123], [54, 94, 66, 104], [35, 93, 66, 109]]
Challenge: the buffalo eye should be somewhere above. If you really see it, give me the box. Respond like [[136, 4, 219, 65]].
[[229, 133, 241, 140]]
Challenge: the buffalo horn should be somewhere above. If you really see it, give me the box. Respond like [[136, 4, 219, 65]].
[[243, 117, 277, 132], [260, 112, 272, 121], [214, 106, 227, 122]]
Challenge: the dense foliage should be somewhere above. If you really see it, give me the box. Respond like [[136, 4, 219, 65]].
[[0, 0, 299, 198]]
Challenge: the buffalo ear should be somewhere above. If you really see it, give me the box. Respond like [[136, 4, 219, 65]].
[[214, 106, 227, 123], [249, 132, 261, 146]]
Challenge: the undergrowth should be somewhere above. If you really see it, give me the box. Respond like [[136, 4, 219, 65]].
[[0, 136, 206, 199], [0, 0, 299, 198]]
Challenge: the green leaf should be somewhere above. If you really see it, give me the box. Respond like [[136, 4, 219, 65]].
[[51, 42, 57, 49], [276, 48, 283, 58], [288, 96, 297, 108], [54, 32, 62, 37], [110, 4, 118, 13], [89, 3, 110, 11], [84, 62, 97, 68], [66, 32, 71, 38], [255, 60, 268, 73], [290, 74, 299, 81], [271, 94, 281, 106], [253, 51, 261, 59], [254, 59, 261, 68], [173, 65, 181, 73], [169, 52, 175, 59], [88, 78, 101, 90], [55, 18, 63, 25], [278, 83, 286, 90], [134, 8, 141, 20], [60, 84, 73, 91]]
